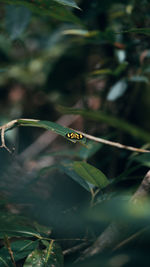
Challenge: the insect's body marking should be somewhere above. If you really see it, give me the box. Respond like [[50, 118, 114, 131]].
[[66, 132, 84, 140]]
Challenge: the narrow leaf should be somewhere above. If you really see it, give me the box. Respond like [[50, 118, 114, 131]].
[[2, 0, 81, 25], [53, 0, 81, 9], [123, 28, 150, 36], [0, 240, 39, 265], [0, 257, 9, 267], [57, 107, 150, 142], [5, 5, 31, 40], [129, 76, 149, 83], [77, 140, 103, 160], [17, 119, 86, 145]]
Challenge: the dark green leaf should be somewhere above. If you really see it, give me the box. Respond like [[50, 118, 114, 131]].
[[60, 161, 92, 191], [53, 0, 81, 9], [90, 68, 113, 76], [33, 222, 52, 236], [17, 119, 86, 145], [44, 241, 64, 267], [0, 240, 39, 265], [123, 28, 150, 36], [23, 249, 46, 266], [0, 212, 41, 238], [57, 107, 150, 142], [0, 228, 41, 239], [77, 140, 103, 160], [12, 240, 39, 261], [73, 161, 109, 189], [130, 153, 150, 167], [90, 62, 128, 77], [23, 241, 63, 267], [2, 0, 81, 25], [0, 257, 9, 267], [5, 5, 31, 40]]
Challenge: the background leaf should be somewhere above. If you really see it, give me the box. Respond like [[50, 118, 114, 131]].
[[77, 140, 103, 160], [0, 212, 42, 238], [123, 28, 150, 36], [5, 5, 31, 40], [57, 107, 150, 142], [2, 0, 81, 24], [0, 240, 39, 265], [107, 79, 128, 101], [53, 0, 80, 9]]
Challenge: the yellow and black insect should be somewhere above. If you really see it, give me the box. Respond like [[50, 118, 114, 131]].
[[66, 132, 84, 140]]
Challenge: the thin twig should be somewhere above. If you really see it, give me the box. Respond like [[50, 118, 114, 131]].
[[113, 226, 150, 251], [63, 242, 89, 256], [71, 129, 150, 153], [0, 119, 150, 154], [4, 235, 16, 267]]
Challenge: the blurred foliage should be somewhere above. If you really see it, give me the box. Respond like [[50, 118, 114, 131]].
[[0, 0, 150, 266]]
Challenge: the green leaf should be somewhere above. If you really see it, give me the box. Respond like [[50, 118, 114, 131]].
[[23, 249, 46, 266], [0, 240, 39, 265], [131, 153, 150, 167], [17, 119, 86, 145], [77, 140, 103, 160], [0, 228, 41, 239], [90, 62, 128, 77], [23, 241, 63, 267], [41, 149, 77, 157], [5, 5, 31, 40], [0, 212, 42, 238], [108, 164, 142, 186], [44, 240, 64, 267], [60, 161, 92, 191], [62, 29, 89, 36], [62, 28, 115, 43], [73, 161, 109, 189], [2, 0, 81, 25], [57, 107, 150, 142], [123, 28, 150, 36], [12, 240, 39, 261], [0, 257, 9, 267], [33, 222, 52, 236], [90, 68, 113, 76], [53, 0, 81, 9]]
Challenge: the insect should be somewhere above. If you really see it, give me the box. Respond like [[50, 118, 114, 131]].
[[66, 132, 84, 140]]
